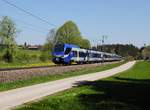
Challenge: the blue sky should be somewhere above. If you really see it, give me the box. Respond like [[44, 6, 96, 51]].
[[0, 0, 150, 47]]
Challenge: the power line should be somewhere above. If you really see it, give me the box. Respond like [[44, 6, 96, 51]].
[[12, 17, 50, 31], [19, 25, 48, 34], [1, 0, 56, 27], [0, 15, 49, 34]]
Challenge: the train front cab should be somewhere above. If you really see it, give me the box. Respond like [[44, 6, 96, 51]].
[[52, 43, 80, 64]]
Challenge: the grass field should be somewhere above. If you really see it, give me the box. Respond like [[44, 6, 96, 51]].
[[0, 62, 124, 91], [0, 49, 54, 69], [0, 61, 54, 69], [15, 61, 150, 110]]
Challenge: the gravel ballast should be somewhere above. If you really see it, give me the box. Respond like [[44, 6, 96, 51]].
[[0, 62, 119, 83]]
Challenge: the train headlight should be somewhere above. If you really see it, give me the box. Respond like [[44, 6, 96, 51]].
[[56, 58, 59, 61]]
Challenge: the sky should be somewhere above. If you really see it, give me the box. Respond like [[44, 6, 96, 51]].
[[0, 0, 150, 48]]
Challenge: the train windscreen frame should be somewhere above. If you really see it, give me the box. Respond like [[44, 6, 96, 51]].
[[54, 44, 64, 52]]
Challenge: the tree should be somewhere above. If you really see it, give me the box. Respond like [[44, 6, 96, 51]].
[[40, 29, 56, 62], [43, 28, 56, 51], [55, 21, 91, 48], [55, 21, 81, 44], [96, 44, 141, 59], [80, 38, 91, 49], [0, 16, 18, 62], [142, 46, 150, 60]]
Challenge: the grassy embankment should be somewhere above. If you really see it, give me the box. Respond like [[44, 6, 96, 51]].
[[0, 62, 124, 91], [0, 61, 54, 69], [15, 61, 150, 110], [0, 49, 54, 69]]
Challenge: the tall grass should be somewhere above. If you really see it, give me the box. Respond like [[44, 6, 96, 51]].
[[0, 49, 52, 69]]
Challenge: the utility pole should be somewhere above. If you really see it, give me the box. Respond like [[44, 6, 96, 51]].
[[100, 35, 108, 51], [93, 40, 96, 50], [100, 35, 108, 65], [98, 39, 102, 51]]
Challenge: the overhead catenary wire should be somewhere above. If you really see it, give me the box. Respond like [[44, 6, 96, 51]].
[[0, 15, 49, 34], [19, 25, 49, 34], [1, 0, 56, 27], [12, 17, 50, 31]]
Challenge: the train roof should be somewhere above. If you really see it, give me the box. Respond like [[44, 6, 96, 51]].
[[57, 43, 121, 57], [64, 43, 80, 48], [56, 43, 80, 48]]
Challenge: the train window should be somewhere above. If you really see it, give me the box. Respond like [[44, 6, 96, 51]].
[[98, 54, 102, 58], [72, 51, 77, 57], [103, 54, 107, 58], [65, 48, 71, 54], [79, 52, 85, 57], [93, 53, 99, 58], [96, 53, 99, 58], [89, 53, 92, 57]]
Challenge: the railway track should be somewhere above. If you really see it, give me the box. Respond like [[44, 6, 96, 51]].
[[0, 63, 103, 72], [0, 65, 56, 72], [0, 63, 80, 72], [0, 61, 121, 83]]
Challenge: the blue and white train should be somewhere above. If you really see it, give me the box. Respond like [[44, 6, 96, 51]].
[[52, 43, 122, 64]]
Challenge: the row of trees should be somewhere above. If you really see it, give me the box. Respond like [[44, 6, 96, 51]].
[[142, 46, 150, 60], [93, 44, 150, 60], [96, 44, 150, 60], [93, 44, 141, 59]]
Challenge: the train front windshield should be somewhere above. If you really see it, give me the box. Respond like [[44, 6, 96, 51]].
[[54, 44, 64, 52]]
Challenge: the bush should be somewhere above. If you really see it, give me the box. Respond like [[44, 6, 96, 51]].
[[3, 52, 13, 62], [14, 50, 40, 63], [0, 47, 51, 63], [14, 51, 30, 63], [40, 51, 51, 62], [31, 54, 38, 61], [0, 53, 3, 62], [2, 49, 14, 62], [125, 56, 134, 61], [142, 46, 150, 60]]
